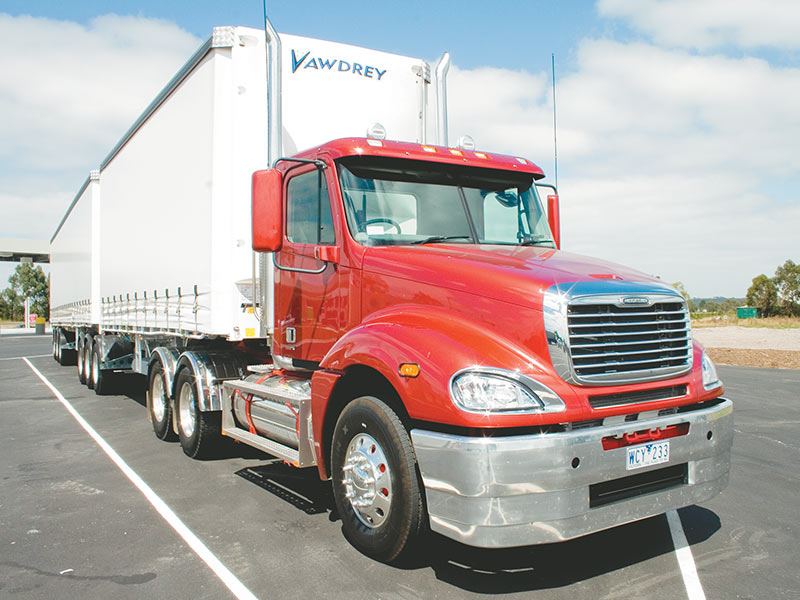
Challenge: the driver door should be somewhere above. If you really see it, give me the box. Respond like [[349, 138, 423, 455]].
[[273, 165, 348, 364]]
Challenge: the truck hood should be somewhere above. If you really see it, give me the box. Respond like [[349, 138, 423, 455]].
[[361, 244, 665, 310]]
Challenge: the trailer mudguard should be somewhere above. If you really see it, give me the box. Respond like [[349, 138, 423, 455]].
[[318, 305, 580, 429]]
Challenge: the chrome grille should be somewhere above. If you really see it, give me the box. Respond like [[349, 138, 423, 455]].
[[567, 299, 692, 384]]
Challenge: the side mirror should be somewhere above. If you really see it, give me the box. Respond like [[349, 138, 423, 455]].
[[547, 194, 561, 249], [252, 169, 283, 252]]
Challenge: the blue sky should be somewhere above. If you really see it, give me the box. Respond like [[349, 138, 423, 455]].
[[1, 0, 603, 72], [1, 0, 798, 298]]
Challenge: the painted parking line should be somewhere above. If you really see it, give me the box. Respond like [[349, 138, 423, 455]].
[[0, 354, 52, 361], [23, 357, 259, 600], [667, 509, 706, 600]]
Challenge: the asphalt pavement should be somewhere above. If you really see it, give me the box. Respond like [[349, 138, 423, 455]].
[[1, 334, 797, 599]]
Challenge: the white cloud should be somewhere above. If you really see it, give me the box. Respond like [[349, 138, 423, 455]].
[[598, 0, 800, 50], [0, 14, 200, 239], [449, 36, 800, 297], [1, 10, 796, 300]]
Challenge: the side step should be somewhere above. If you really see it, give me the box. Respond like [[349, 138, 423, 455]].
[[221, 378, 317, 468]]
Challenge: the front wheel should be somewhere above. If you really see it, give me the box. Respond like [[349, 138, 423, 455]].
[[331, 396, 427, 564], [175, 368, 222, 459]]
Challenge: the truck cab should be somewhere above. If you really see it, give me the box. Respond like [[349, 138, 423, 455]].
[[241, 136, 732, 562]]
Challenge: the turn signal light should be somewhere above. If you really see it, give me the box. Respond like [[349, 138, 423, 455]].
[[399, 363, 420, 378]]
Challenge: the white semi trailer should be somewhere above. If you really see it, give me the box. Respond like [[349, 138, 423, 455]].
[[51, 24, 450, 392]]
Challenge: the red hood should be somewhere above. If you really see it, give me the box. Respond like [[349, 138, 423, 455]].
[[362, 244, 662, 309]]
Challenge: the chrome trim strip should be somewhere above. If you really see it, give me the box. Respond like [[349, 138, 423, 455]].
[[272, 253, 328, 274]]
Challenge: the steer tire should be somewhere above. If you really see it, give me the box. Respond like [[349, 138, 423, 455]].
[[331, 395, 427, 564]]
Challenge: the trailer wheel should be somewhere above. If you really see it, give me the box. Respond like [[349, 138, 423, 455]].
[[52, 329, 59, 361], [54, 329, 76, 366], [91, 339, 115, 395], [149, 362, 176, 441], [83, 335, 95, 389], [77, 335, 87, 384], [175, 368, 222, 459], [331, 396, 427, 564]]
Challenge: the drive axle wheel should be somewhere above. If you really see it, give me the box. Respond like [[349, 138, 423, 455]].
[[149, 362, 176, 441], [175, 368, 222, 459], [331, 395, 427, 564]]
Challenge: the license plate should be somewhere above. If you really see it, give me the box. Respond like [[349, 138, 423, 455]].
[[626, 440, 670, 471]]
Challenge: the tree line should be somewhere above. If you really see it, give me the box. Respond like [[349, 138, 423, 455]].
[[746, 259, 800, 317], [0, 263, 49, 321]]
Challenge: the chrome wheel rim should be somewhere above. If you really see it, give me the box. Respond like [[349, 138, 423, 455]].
[[342, 433, 392, 528], [178, 382, 196, 438], [151, 374, 166, 422]]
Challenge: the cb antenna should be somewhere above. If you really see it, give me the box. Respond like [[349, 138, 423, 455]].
[[551, 53, 558, 190]]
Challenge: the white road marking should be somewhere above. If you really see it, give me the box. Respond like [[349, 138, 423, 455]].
[[0, 354, 51, 361], [667, 509, 707, 600], [23, 358, 259, 600]]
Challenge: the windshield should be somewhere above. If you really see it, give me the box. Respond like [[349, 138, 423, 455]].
[[337, 156, 555, 247]]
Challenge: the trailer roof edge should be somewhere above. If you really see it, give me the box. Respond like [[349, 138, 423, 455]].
[[98, 27, 235, 172]]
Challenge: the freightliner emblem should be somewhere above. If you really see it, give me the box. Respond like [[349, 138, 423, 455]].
[[620, 296, 651, 306]]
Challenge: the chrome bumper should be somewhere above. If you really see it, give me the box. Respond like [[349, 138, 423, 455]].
[[410, 399, 733, 548]]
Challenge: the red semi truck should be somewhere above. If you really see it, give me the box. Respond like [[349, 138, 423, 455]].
[[50, 23, 732, 563]]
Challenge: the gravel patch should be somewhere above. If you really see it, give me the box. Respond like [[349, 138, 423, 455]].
[[692, 326, 800, 351], [693, 326, 800, 369]]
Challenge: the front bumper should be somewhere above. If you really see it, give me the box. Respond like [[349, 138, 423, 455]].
[[410, 398, 733, 548]]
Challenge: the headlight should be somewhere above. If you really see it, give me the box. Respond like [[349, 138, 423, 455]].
[[450, 368, 566, 414], [701, 351, 722, 390]]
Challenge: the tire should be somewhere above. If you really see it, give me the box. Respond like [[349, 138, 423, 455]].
[[83, 335, 95, 389], [175, 368, 222, 459], [331, 395, 427, 564], [54, 329, 76, 366], [149, 362, 176, 441], [52, 329, 59, 361], [77, 334, 87, 384], [54, 330, 62, 363], [91, 339, 115, 395]]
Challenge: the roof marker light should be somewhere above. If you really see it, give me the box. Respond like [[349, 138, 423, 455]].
[[474, 152, 489, 159], [366, 139, 383, 147], [449, 149, 463, 156], [456, 135, 475, 150], [367, 122, 387, 140], [422, 146, 437, 153], [516, 157, 528, 164]]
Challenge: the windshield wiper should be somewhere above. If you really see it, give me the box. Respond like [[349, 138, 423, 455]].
[[410, 235, 472, 245], [518, 237, 553, 246]]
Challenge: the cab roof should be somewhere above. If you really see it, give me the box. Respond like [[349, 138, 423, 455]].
[[295, 138, 546, 180]]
